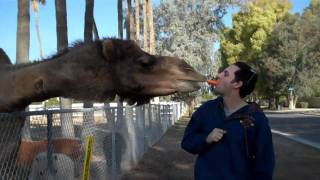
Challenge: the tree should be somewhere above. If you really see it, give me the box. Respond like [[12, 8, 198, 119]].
[[220, 0, 291, 65], [143, 0, 149, 52], [126, 0, 135, 40], [154, 0, 231, 112], [118, 0, 123, 39], [17, 0, 32, 150], [55, 0, 75, 137], [16, 0, 30, 64], [31, 0, 45, 59], [147, 0, 155, 54], [259, 10, 320, 109], [83, 0, 94, 108], [135, 0, 140, 41]]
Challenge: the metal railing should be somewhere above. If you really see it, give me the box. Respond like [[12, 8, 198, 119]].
[[0, 102, 186, 180]]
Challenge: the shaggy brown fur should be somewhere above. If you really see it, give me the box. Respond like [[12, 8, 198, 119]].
[[0, 38, 206, 112]]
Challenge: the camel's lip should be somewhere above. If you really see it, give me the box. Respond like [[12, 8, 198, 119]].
[[177, 78, 206, 83]]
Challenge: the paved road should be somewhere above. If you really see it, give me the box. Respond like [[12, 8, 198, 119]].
[[122, 114, 320, 180], [267, 112, 320, 148]]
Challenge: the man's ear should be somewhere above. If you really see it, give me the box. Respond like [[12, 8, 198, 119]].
[[233, 80, 243, 89], [102, 39, 114, 61]]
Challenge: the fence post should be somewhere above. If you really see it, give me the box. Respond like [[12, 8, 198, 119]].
[[111, 107, 117, 180], [47, 113, 54, 179]]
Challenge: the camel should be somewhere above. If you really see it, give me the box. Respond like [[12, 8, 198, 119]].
[[0, 39, 206, 175], [0, 38, 206, 112]]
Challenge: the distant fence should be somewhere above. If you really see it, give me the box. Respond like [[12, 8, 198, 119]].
[[0, 102, 186, 180]]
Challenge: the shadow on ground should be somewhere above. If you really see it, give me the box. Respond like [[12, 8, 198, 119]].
[[122, 116, 320, 180]]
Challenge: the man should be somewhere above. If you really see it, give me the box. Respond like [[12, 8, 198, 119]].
[[181, 61, 275, 180]]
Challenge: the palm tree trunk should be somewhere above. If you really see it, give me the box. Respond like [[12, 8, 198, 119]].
[[17, 0, 31, 140], [118, 0, 123, 39], [16, 0, 30, 64], [55, 0, 75, 138], [15, 3, 33, 175], [84, 0, 94, 43], [126, 0, 135, 40], [135, 0, 140, 42], [83, 0, 94, 108], [147, 0, 155, 54], [32, 0, 44, 59], [93, 19, 100, 40], [142, 0, 149, 52]]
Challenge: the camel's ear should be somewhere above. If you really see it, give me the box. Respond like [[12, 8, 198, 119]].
[[0, 48, 12, 65], [102, 39, 114, 61]]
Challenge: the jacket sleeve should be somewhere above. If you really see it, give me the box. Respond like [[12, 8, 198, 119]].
[[253, 112, 275, 180], [181, 111, 212, 155]]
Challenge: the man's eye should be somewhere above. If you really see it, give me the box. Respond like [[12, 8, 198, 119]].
[[224, 71, 229, 77]]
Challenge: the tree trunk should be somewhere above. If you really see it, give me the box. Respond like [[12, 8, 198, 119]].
[[17, 0, 31, 141], [147, 0, 155, 54], [16, 0, 30, 64], [84, 0, 94, 43], [293, 95, 298, 109], [275, 96, 279, 110], [118, 0, 123, 39], [16, 3, 32, 175], [288, 93, 296, 110], [126, 0, 135, 40], [186, 98, 196, 117], [32, 0, 44, 59], [142, 0, 149, 52], [93, 19, 99, 40], [83, 0, 94, 108], [135, 0, 140, 42], [55, 0, 75, 138], [269, 97, 276, 110]]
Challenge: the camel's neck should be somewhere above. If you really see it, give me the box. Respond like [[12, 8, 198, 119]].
[[0, 42, 115, 112]]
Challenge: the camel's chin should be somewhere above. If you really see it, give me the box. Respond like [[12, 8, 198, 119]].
[[175, 81, 202, 93]]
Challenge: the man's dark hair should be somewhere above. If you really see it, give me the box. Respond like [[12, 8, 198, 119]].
[[233, 61, 258, 98]]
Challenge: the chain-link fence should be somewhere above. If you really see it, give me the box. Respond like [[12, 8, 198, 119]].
[[0, 102, 186, 180]]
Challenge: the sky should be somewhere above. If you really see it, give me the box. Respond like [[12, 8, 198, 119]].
[[0, 0, 312, 63]]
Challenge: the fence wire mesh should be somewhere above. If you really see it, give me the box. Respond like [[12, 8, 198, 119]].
[[0, 102, 185, 180]]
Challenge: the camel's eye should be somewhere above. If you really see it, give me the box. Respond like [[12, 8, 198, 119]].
[[137, 56, 155, 69]]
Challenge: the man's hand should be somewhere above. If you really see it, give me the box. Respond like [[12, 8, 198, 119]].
[[206, 128, 227, 143]]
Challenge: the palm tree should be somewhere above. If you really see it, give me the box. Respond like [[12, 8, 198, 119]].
[[143, 0, 149, 52], [147, 0, 155, 54], [135, 0, 140, 42], [31, 0, 45, 59], [55, 0, 75, 137], [126, 0, 135, 40], [118, 0, 123, 39], [93, 19, 100, 40], [84, 0, 94, 43], [83, 0, 94, 109], [16, 0, 30, 64], [17, 0, 31, 140]]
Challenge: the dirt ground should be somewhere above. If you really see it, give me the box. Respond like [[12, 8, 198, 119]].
[[122, 116, 320, 180]]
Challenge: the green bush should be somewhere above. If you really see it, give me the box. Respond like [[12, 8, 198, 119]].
[[306, 97, 320, 108], [279, 96, 288, 107], [45, 98, 60, 107], [296, 101, 308, 108], [201, 92, 215, 102]]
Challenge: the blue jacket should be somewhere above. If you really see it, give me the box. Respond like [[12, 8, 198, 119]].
[[181, 97, 275, 180]]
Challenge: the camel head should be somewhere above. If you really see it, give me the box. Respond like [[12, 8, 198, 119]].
[[0, 39, 207, 112], [102, 39, 206, 105]]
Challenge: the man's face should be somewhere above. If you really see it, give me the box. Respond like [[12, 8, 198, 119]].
[[214, 65, 242, 96]]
